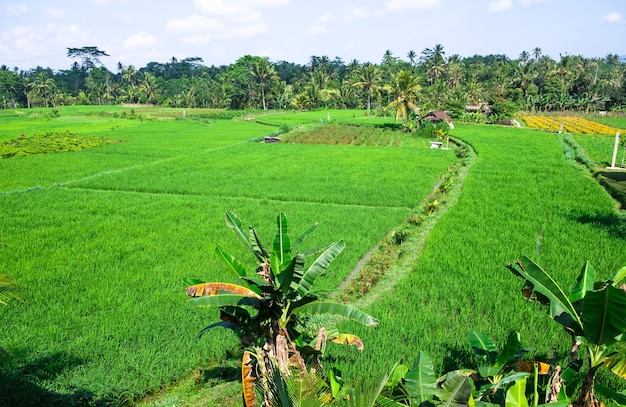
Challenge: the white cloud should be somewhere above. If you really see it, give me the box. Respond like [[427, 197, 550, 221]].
[[222, 22, 269, 38], [182, 35, 213, 45], [192, 0, 287, 23], [308, 24, 329, 36], [5, 4, 28, 16], [343, 5, 372, 22], [123, 32, 157, 49], [89, 0, 128, 5], [168, 0, 287, 43], [603, 11, 623, 23], [521, 0, 546, 5], [166, 14, 223, 33], [385, 0, 442, 11], [43, 8, 66, 18], [307, 15, 333, 36], [0, 23, 97, 69], [489, 0, 513, 12]]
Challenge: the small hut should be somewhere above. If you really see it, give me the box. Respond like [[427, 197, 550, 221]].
[[423, 110, 454, 129]]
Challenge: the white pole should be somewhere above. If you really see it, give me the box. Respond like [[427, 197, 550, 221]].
[[611, 131, 620, 168]]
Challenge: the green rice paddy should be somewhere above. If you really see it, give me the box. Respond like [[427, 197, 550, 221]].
[[0, 108, 624, 405]]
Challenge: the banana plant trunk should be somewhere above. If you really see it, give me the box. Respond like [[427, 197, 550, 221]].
[[574, 364, 601, 407]]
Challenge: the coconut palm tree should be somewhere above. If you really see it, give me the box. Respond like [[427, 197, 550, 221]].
[[249, 57, 278, 110], [384, 69, 421, 124], [421, 44, 446, 66], [407, 49, 417, 68], [352, 63, 381, 111], [139, 72, 159, 104]]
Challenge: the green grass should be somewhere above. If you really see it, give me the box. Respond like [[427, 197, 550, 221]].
[[331, 124, 625, 384], [0, 106, 455, 405], [590, 116, 626, 131]]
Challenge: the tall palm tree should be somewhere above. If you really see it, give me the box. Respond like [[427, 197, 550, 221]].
[[249, 57, 278, 110], [446, 62, 464, 88], [519, 50, 530, 65], [407, 50, 417, 67], [139, 72, 158, 104], [532, 47, 542, 62], [422, 44, 446, 84], [352, 63, 381, 111], [384, 69, 421, 124], [33, 71, 56, 107], [421, 44, 446, 66]]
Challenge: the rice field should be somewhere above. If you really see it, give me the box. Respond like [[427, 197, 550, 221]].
[[331, 124, 626, 385], [1, 108, 624, 406], [0, 107, 456, 405]]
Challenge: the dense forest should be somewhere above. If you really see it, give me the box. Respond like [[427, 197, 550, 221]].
[[1, 45, 625, 118]]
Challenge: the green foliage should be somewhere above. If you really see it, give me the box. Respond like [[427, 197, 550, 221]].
[[489, 98, 519, 120], [0, 131, 123, 158], [185, 211, 378, 405], [508, 256, 626, 406]]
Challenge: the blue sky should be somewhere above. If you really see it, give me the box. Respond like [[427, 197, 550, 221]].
[[1, 0, 625, 71]]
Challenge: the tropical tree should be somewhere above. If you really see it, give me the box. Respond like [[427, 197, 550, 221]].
[[407, 50, 417, 68], [138, 72, 158, 104], [122, 65, 138, 103], [185, 212, 378, 406], [508, 256, 626, 407], [352, 63, 381, 111], [250, 57, 278, 110], [32, 70, 57, 107], [384, 70, 421, 125], [66, 46, 109, 72]]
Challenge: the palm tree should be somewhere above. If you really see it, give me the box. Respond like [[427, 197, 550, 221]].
[[407, 49, 417, 67], [446, 62, 464, 88], [249, 57, 278, 110], [421, 44, 446, 66], [384, 69, 421, 124], [33, 71, 56, 107], [122, 65, 137, 103], [139, 72, 158, 104], [519, 50, 530, 65], [352, 63, 381, 111], [422, 44, 446, 84], [532, 47, 542, 62]]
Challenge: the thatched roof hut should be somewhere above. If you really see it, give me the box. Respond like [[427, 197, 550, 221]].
[[423, 110, 454, 129]]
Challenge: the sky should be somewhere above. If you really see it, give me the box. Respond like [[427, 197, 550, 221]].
[[1, 0, 625, 72]]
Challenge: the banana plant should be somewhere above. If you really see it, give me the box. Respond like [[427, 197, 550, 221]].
[[469, 331, 533, 401], [507, 255, 626, 407], [185, 211, 379, 406]]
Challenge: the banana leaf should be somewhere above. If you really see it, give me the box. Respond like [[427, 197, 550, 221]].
[[504, 377, 528, 407], [436, 371, 472, 407], [273, 212, 292, 265], [294, 240, 345, 297], [188, 293, 260, 308], [293, 301, 379, 327], [405, 351, 437, 403], [582, 285, 626, 347], [570, 262, 595, 303], [508, 256, 583, 335]]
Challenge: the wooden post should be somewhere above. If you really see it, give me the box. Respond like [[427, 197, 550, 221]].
[[611, 131, 621, 168]]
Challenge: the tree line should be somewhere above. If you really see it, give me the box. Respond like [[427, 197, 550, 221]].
[[1, 45, 625, 117]]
